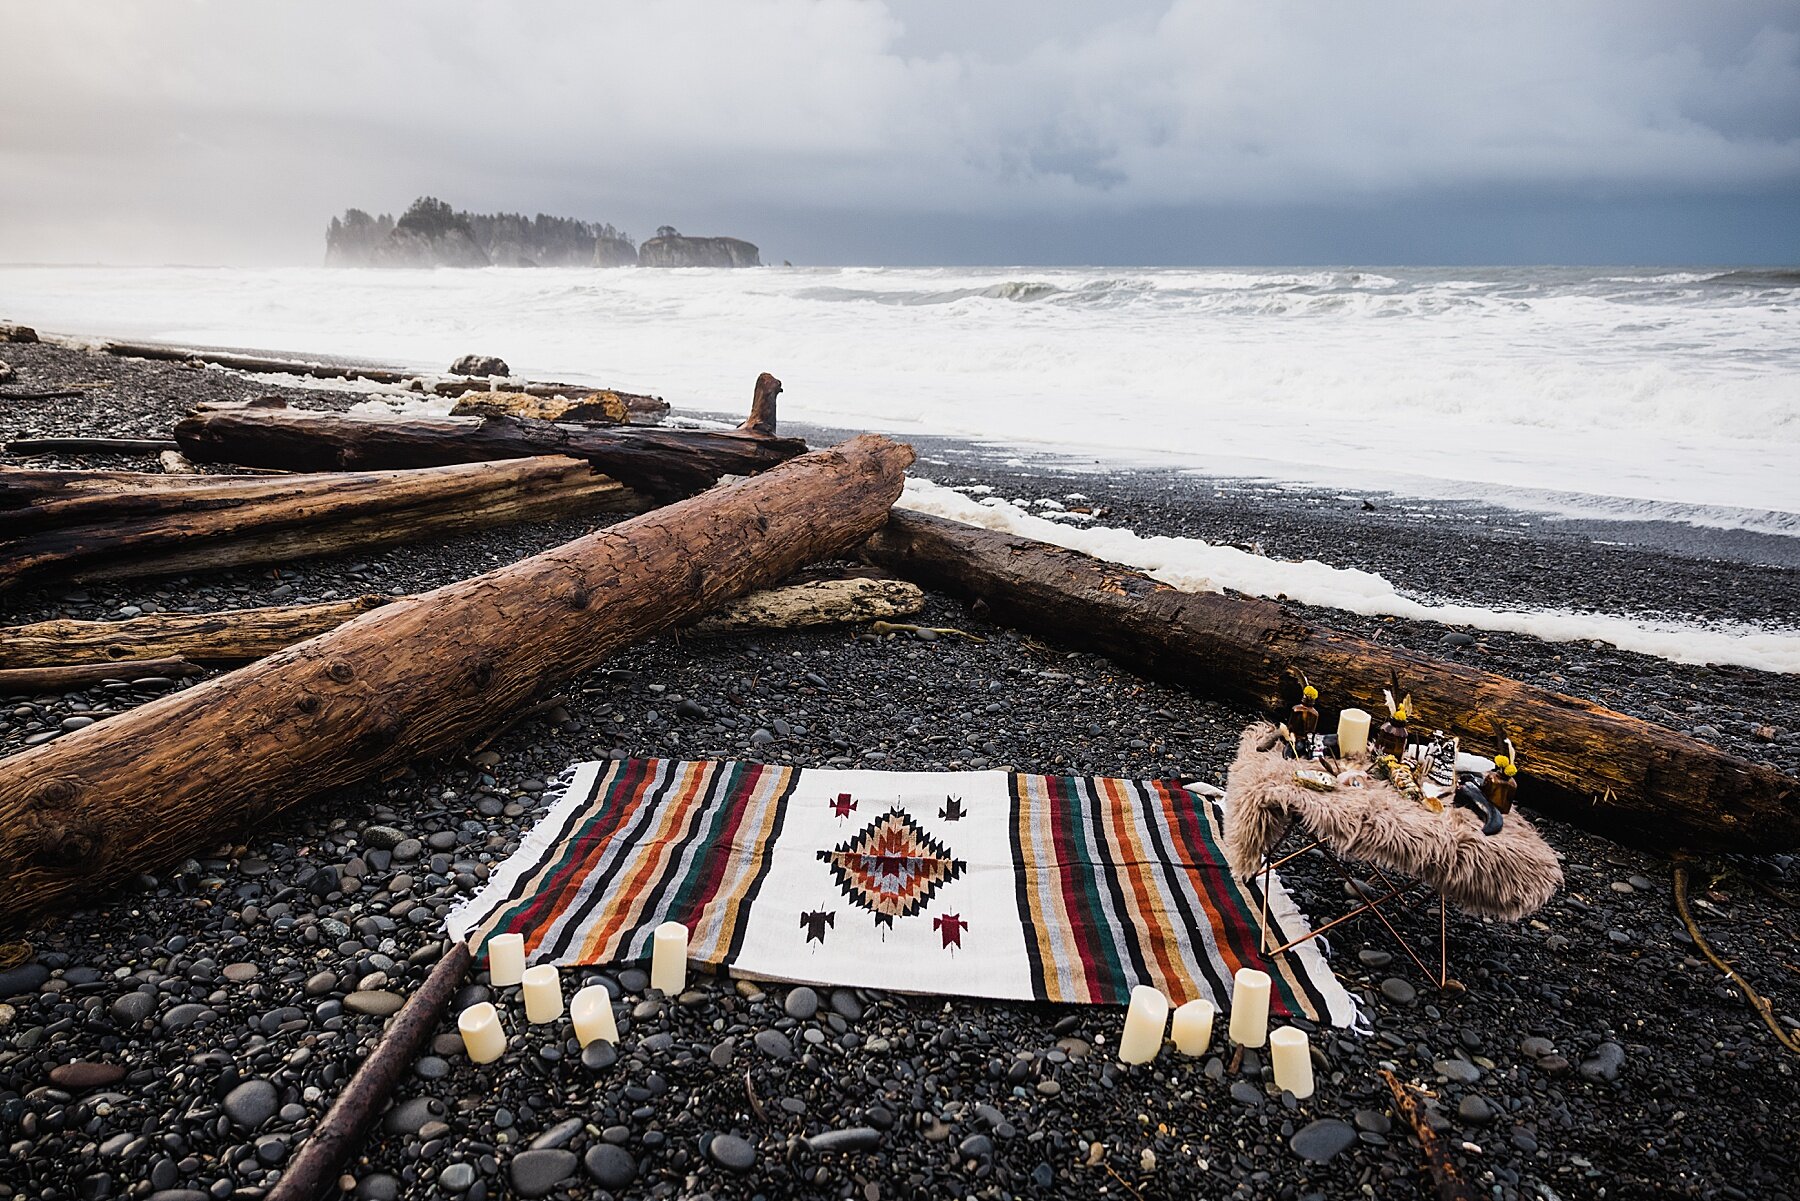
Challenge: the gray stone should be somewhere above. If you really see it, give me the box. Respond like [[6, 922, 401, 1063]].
[[1458, 1095, 1495, 1124], [807, 1126, 881, 1154], [1353, 1108, 1391, 1134], [509, 1149, 577, 1197], [1290, 1119, 1357, 1163], [109, 991, 157, 1024], [754, 1029, 793, 1060], [393, 838, 424, 862], [1230, 1080, 1262, 1106], [345, 990, 405, 1017], [784, 986, 819, 1020], [582, 1040, 618, 1070], [1579, 1041, 1626, 1082], [383, 1096, 444, 1135], [437, 1163, 476, 1194], [1379, 977, 1417, 1005], [224, 1079, 280, 1130], [49, 1061, 127, 1091], [161, 1003, 212, 1030], [1434, 1058, 1481, 1084], [584, 1144, 637, 1189], [532, 1118, 584, 1150], [357, 1175, 401, 1201], [958, 1133, 994, 1159], [706, 1133, 756, 1173], [0, 963, 49, 995], [362, 825, 406, 850]]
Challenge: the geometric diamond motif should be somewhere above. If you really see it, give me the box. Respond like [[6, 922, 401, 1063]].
[[817, 807, 965, 928]]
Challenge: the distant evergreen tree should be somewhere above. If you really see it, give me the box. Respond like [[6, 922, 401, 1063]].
[[326, 198, 637, 267]]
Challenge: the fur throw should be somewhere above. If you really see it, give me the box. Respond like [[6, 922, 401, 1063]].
[[1222, 724, 1562, 922]]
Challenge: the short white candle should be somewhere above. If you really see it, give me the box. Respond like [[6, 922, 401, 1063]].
[[1337, 708, 1371, 759], [650, 921, 688, 995], [486, 932, 526, 987], [522, 964, 563, 1024], [570, 984, 619, 1047], [1269, 1025, 1315, 1099], [1171, 999, 1216, 1056], [1117, 985, 1169, 1064], [1229, 967, 1272, 1048], [457, 1001, 506, 1063]]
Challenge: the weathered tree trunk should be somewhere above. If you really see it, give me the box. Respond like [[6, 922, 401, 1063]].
[[0, 597, 395, 668], [863, 511, 1800, 853], [1, 457, 640, 591], [450, 391, 629, 424], [172, 375, 801, 499], [690, 576, 925, 634], [0, 435, 913, 934], [0, 657, 202, 696], [7, 437, 180, 455]]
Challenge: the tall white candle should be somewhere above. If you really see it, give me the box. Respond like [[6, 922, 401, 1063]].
[[650, 921, 688, 995], [522, 964, 563, 1024], [457, 1001, 506, 1063], [1117, 985, 1169, 1064], [570, 984, 619, 1047], [1337, 709, 1371, 759], [1269, 1026, 1315, 1098], [486, 932, 526, 987], [1171, 999, 1216, 1056], [1229, 967, 1271, 1048]]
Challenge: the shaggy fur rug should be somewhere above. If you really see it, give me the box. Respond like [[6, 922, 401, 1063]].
[[1222, 724, 1563, 922]]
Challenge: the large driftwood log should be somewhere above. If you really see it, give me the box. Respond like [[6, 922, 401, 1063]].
[[266, 941, 473, 1201], [690, 576, 925, 634], [863, 511, 1800, 853], [172, 375, 799, 499], [0, 435, 913, 934], [0, 597, 395, 668], [1, 457, 639, 591], [7, 437, 180, 455], [0, 656, 202, 695]]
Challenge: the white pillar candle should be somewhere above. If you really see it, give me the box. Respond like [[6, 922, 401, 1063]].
[[1171, 999, 1216, 1056], [1117, 985, 1169, 1064], [1269, 1025, 1315, 1099], [457, 1001, 506, 1063], [1337, 708, 1371, 759], [486, 932, 526, 987], [522, 964, 563, 1024], [570, 984, 619, 1047], [650, 921, 688, 995], [1229, 967, 1271, 1048]]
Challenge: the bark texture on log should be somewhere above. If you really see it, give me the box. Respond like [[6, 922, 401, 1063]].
[[863, 510, 1800, 853], [1, 457, 639, 591], [0, 597, 395, 668], [265, 942, 472, 1201], [449, 390, 628, 424], [689, 576, 925, 634], [173, 381, 802, 499], [0, 657, 202, 695], [0, 435, 913, 934]]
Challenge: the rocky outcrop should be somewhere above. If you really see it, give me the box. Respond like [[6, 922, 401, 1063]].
[[370, 198, 490, 268], [0, 322, 38, 343], [594, 237, 638, 268], [637, 235, 760, 268], [450, 354, 510, 378]]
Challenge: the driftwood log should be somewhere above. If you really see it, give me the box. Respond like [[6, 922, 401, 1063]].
[[7, 437, 180, 455], [266, 942, 473, 1201], [172, 374, 797, 500], [0, 597, 396, 668], [99, 339, 670, 420], [690, 576, 925, 634], [0, 434, 913, 934], [1, 457, 639, 591], [863, 510, 1800, 853], [0, 656, 202, 695]]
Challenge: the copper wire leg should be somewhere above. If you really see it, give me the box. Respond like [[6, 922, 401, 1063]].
[[1254, 831, 1453, 989]]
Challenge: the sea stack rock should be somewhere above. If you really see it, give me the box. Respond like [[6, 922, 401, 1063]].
[[372, 197, 491, 268], [638, 234, 760, 268], [595, 236, 638, 267], [450, 354, 510, 378]]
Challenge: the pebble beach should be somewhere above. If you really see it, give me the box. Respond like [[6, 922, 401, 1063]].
[[2, 338, 1798, 1201]]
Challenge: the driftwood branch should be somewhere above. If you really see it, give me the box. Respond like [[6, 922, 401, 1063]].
[[1672, 859, 1800, 1056], [266, 941, 473, 1201], [1, 457, 640, 591], [173, 375, 798, 499], [1379, 1069, 1475, 1201], [0, 656, 202, 696], [0, 597, 396, 668], [862, 510, 1800, 853], [7, 437, 176, 454], [0, 434, 913, 934]]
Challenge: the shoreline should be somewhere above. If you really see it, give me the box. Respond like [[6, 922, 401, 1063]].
[[2, 334, 1798, 1200]]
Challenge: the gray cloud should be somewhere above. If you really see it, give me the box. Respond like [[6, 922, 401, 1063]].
[[1, 0, 1795, 264]]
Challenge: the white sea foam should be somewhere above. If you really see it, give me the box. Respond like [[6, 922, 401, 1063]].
[[897, 478, 1800, 675], [2, 264, 1796, 534]]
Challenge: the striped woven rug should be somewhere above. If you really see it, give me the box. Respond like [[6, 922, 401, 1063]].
[[448, 759, 1356, 1023]]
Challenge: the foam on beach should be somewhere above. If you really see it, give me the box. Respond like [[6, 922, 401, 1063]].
[[898, 478, 1800, 675]]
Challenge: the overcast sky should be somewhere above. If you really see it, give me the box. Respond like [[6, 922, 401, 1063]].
[[3, 0, 1796, 266]]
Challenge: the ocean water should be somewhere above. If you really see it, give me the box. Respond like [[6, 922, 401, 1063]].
[[3, 264, 1797, 534]]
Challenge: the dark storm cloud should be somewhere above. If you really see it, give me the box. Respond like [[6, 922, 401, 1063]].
[[1, 0, 1795, 264]]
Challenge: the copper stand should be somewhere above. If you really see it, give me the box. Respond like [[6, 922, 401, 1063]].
[[1255, 833, 1457, 990]]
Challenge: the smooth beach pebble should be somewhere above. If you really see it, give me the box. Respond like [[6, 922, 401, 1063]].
[[508, 1148, 578, 1197], [1290, 1119, 1357, 1163], [584, 1144, 637, 1189], [706, 1133, 756, 1173]]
